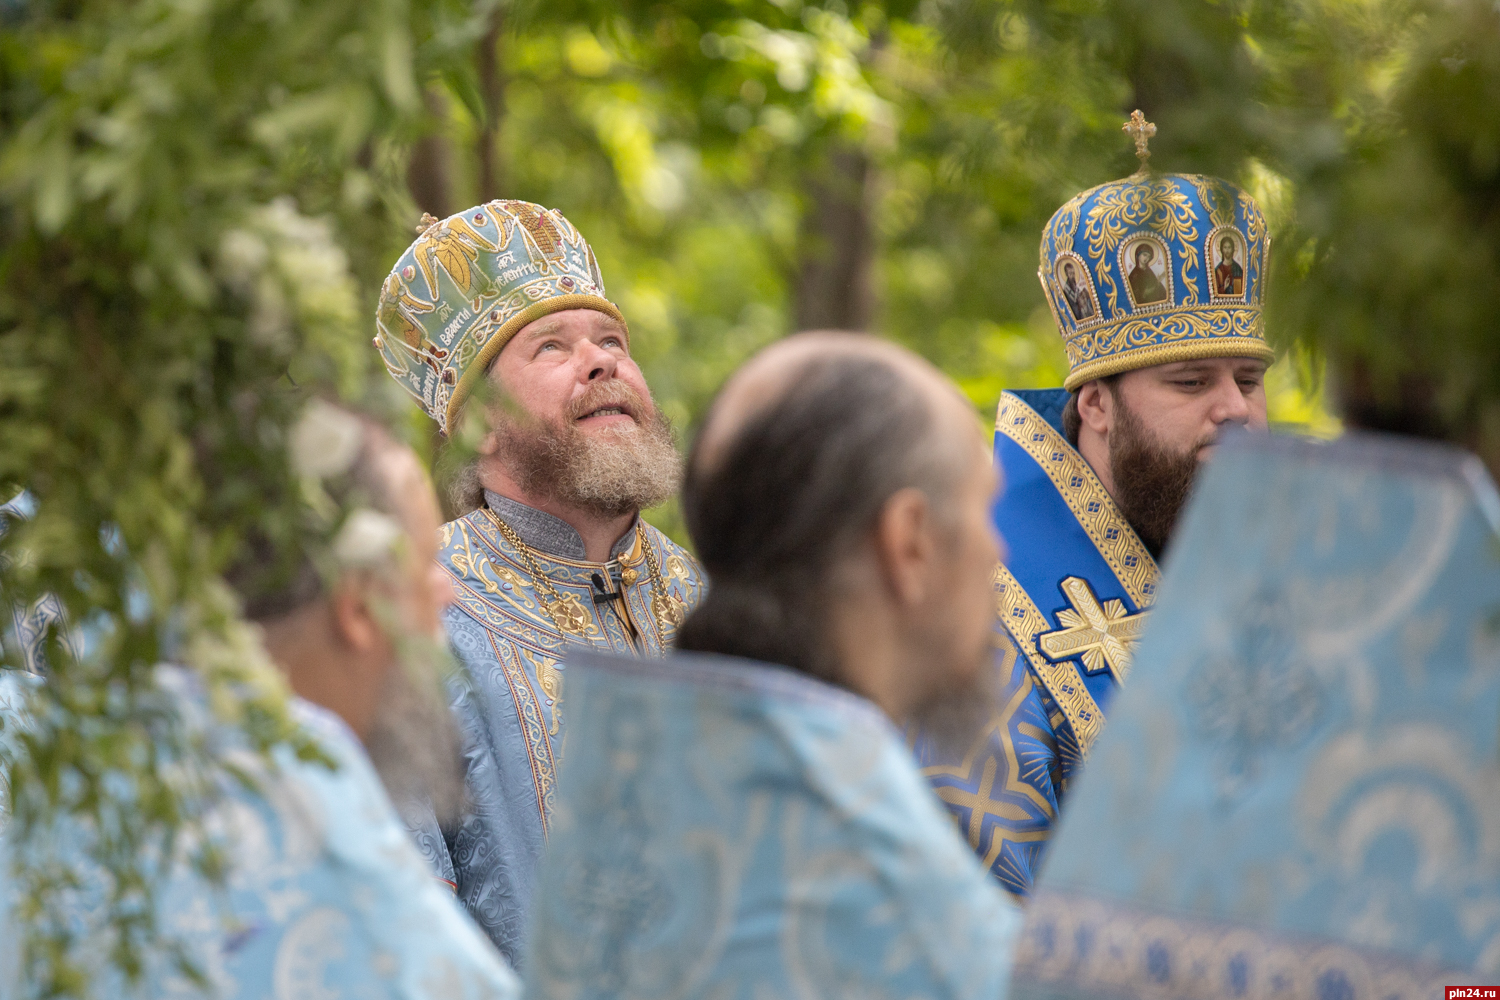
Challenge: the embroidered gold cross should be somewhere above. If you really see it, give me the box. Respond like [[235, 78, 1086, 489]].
[[1123, 110, 1156, 171], [1037, 576, 1147, 684]]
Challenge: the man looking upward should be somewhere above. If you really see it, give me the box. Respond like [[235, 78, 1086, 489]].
[[916, 114, 1273, 898], [373, 202, 704, 964]]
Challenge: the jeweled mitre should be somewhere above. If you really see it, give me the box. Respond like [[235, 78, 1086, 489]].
[[1040, 114, 1275, 390], [373, 201, 625, 434]]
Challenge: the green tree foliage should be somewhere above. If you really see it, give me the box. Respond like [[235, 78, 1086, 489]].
[[1270, 0, 1500, 468], [409, 0, 1340, 507], [7, 0, 1481, 993], [0, 0, 486, 992]]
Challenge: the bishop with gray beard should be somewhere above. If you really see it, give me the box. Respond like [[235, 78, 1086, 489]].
[[373, 200, 705, 966]]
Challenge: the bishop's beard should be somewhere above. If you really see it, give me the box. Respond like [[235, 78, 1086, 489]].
[[1108, 399, 1209, 559], [492, 381, 682, 519]]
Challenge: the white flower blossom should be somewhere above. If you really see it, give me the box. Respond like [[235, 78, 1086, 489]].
[[289, 400, 364, 481], [332, 508, 404, 568]]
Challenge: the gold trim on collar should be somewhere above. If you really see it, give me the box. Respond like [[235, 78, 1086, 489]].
[[995, 564, 1107, 756], [994, 393, 1160, 607]]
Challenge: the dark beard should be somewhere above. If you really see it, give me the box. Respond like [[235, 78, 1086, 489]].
[[1108, 399, 1207, 559], [493, 382, 682, 519]]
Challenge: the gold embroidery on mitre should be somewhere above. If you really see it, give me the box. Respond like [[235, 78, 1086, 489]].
[[505, 201, 566, 260], [412, 216, 500, 300]]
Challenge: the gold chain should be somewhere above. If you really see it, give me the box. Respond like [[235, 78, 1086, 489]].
[[640, 532, 685, 632], [483, 510, 591, 637], [482, 508, 684, 637]]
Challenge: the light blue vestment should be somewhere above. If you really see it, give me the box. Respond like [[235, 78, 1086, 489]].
[[524, 650, 1023, 1000], [0, 669, 520, 1000], [410, 497, 705, 966], [1010, 431, 1500, 998]]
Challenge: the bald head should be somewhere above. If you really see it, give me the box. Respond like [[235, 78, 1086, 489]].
[[679, 332, 998, 710], [693, 332, 978, 484]]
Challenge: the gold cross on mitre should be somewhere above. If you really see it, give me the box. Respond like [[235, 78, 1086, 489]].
[[1123, 110, 1157, 173], [1037, 576, 1148, 684]]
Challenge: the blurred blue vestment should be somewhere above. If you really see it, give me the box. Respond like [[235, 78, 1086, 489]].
[[524, 650, 1023, 1000], [0, 669, 520, 1000], [1010, 432, 1500, 998]]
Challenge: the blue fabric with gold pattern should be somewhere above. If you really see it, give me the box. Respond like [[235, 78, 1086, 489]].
[[525, 650, 1023, 1000], [916, 115, 1273, 899], [914, 388, 1157, 898], [415, 505, 704, 966], [1010, 431, 1500, 999]]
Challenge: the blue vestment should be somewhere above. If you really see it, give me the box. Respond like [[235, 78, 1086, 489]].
[[413, 498, 705, 965], [524, 650, 1023, 999], [915, 388, 1157, 897], [1011, 431, 1500, 998], [0, 668, 519, 1000]]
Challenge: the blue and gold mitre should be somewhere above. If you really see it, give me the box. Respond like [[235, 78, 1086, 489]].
[[1040, 112, 1274, 390], [373, 201, 625, 435]]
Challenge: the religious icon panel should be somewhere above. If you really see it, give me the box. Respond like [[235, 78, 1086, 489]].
[[1119, 234, 1172, 310], [1052, 253, 1099, 323], [1207, 225, 1248, 302]]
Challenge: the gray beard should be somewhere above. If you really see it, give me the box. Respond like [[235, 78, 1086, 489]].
[[493, 408, 682, 520], [363, 639, 466, 826], [907, 635, 1006, 761]]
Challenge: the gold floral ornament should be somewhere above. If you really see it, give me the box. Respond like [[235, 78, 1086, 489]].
[[1035, 113, 1275, 390], [372, 201, 628, 435]]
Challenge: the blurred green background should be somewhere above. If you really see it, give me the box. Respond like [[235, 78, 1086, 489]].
[[374, 0, 1377, 539], [6, 1, 1500, 990]]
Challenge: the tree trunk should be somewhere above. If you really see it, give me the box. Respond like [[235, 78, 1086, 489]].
[[407, 87, 454, 220], [475, 9, 507, 203], [793, 143, 875, 332]]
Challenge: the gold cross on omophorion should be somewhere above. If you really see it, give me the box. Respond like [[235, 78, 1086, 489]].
[[1037, 576, 1147, 684], [1123, 110, 1156, 171]]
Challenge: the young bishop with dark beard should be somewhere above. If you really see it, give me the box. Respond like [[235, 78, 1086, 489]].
[[913, 113, 1274, 899], [371, 200, 705, 966]]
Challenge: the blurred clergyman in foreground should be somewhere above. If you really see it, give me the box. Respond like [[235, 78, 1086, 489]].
[[0, 403, 519, 999], [914, 112, 1275, 897], [523, 333, 1021, 1000], [373, 201, 704, 964]]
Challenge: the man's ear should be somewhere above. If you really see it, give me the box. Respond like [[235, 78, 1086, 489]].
[[1075, 380, 1114, 436], [329, 577, 385, 653], [872, 487, 934, 608]]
